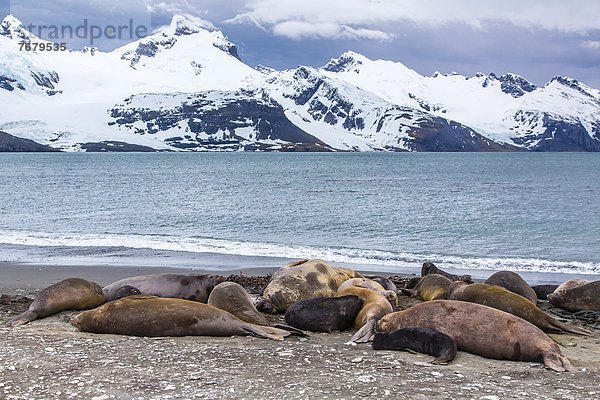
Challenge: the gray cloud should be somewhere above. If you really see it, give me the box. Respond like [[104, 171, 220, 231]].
[[2, 1, 599, 87]]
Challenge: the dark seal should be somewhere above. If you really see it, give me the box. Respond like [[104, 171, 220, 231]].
[[105, 285, 142, 302], [284, 295, 363, 333], [484, 271, 537, 304], [531, 284, 559, 300], [421, 262, 472, 283], [372, 327, 457, 364]]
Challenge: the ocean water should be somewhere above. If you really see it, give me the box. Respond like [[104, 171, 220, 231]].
[[0, 152, 599, 278]]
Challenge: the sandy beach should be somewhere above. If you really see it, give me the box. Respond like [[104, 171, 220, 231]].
[[1, 263, 599, 399]]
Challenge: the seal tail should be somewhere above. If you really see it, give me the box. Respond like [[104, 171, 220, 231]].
[[541, 351, 577, 373], [550, 319, 595, 337], [350, 319, 377, 343], [5, 310, 38, 327], [243, 324, 291, 341]]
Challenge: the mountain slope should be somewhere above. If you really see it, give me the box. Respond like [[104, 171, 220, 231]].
[[0, 130, 61, 151], [0, 15, 598, 152], [322, 51, 600, 151]]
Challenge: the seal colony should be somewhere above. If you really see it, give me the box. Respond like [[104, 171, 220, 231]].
[[5, 259, 599, 373]]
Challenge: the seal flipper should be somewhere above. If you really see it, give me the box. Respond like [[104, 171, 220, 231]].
[[541, 351, 577, 373], [272, 324, 309, 337], [550, 320, 595, 337], [5, 310, 38, 327], [350, 319, 377, 343], [242, 324, 291, 341]]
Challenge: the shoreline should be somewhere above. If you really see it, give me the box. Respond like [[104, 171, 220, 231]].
[[1, 257, 599, 296]]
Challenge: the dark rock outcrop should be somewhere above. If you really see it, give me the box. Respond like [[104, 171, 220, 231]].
[[0, 131, 61, 152]]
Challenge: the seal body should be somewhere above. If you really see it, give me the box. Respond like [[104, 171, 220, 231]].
[[421, 262, 472, 283], [70, 295, 291, 341], [105, 285, 142, 302], [548, 281, 600, 312], [377, 300, 576, 372], [369, 277, 398, 292], [262, 259, 363, 312], [484, 271, 537, 304], [531, 284, 559, 300], [402, 274, 453, 301], [284, 295, 363, 332], [208, 282, 269, 326], [338, 278, 385, 293], [372, 327, 457, 364], [6, 278, 105, 327], [447, 282, 592, 336], [337, 285, 393, 342], [102, 274, 223, 302]]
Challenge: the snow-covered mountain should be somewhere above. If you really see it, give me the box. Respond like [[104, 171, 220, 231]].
[[1, 15, 599, 152]]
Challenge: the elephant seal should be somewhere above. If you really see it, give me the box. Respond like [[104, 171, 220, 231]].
[[70, 295, 292, 341], [337, 286, 393, 342], [105, 285, 141, 302], [447, 282, 593, 336], [400, 274, 453, 301], [421, 262, 472, 283], [484, 271, 537, 304], [369, 276, 398, 292], [377, 300, 577, 372], [262, 259, 363, 312], [548, 281, 600, 312], [339, 278, 398, 309], [208, 282, 269, 326], [372, 327, 457, 364], [6, 278, 105, 327], [102, 273, 224, 302], [284, 295, 363, 332], [531, 284, 559, 300], [338, 278, 385, 293]]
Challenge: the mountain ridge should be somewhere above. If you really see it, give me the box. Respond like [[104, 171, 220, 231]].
[[1, 14, 598, 152]]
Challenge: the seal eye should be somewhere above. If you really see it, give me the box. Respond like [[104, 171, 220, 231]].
[[95, 285, 103, 295]]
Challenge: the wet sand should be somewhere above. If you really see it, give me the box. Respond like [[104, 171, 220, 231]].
[[1, 263, 599, 399]]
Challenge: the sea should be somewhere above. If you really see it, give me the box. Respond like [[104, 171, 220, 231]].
[[1, 152, 599, 283]]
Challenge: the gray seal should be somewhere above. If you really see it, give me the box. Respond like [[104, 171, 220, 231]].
[[548, 280, 600, 312], [102, 273, 224, 302]]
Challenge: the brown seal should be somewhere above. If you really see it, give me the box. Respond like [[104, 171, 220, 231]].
[[548, 280, 600, 312], [70, 295, 291, 340], [401, 274, 453, 301], [421, 262, 472, 283], [377, 300, 577, 372], [447, 282, 593, 336], [337, 285, 393, 342], [484, 271, 537, 304], [102, 273, 224, 302], [262, 259, 363, 312], [6, 278, 105, 327], [208, 281, 269, 326]]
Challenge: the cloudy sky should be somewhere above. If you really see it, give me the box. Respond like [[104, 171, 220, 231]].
[[5, 0, 600, 87]]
